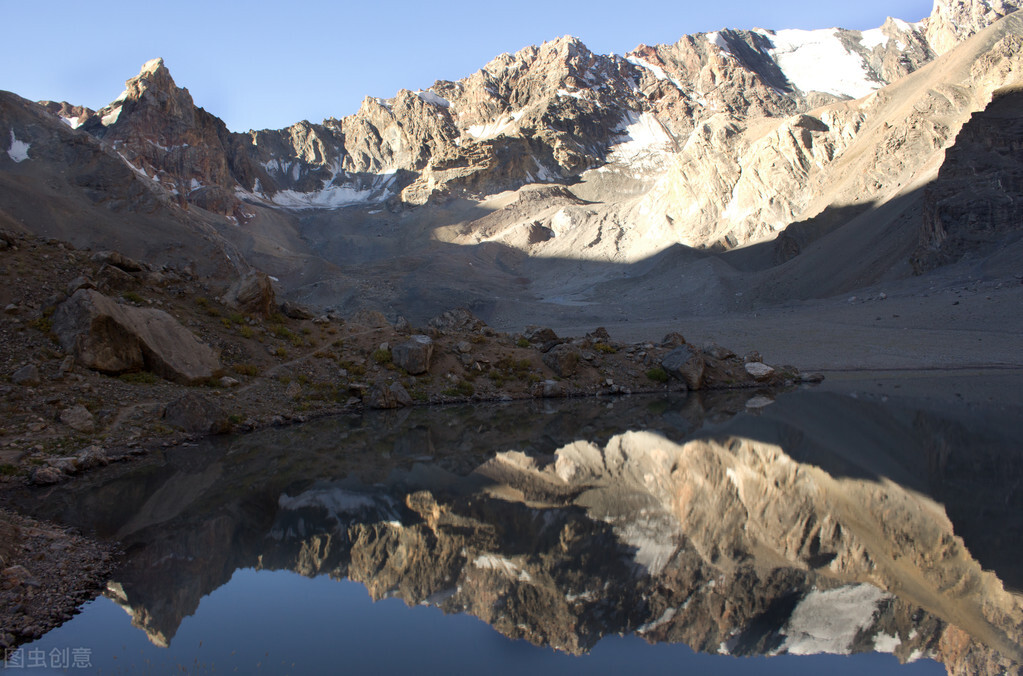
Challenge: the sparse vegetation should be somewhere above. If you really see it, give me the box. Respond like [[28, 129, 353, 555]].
[[442, 380, 475, 398], [645, 367, 669, 383], [594, 343, 617, 354], [119, 371, 159, 385], [231, 363, 260, 377], [516, 337, 530, 348], [122, 291, 145, 304], [372, 348, 392, 364]]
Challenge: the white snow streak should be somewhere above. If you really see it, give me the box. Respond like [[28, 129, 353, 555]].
[[466, 115, 518, 140], [6, 131, 30, 162], [416, 90, 450, 108], [625, 56, 684, 90]]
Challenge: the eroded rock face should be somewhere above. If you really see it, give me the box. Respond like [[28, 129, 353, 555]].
[[52, 289, 220, 384], [927, 0, 1021, 54]]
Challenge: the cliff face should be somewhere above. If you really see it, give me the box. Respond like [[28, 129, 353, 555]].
[[913, 82, 1023, 271]]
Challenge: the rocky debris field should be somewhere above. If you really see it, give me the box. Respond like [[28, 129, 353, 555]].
[[0, 229, 809, 648], [0, 229, 809, 489], [0, 508, 116, 649]]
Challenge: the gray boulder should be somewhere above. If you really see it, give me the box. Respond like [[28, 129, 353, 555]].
[[542, 344, 581, 377], [744, 362, 776, 380], [11, 364, 40, 386], [53, 289, 220, 385], [280, 300, 314, 320], [91, 250, 144, 272], [222, 271, 276, 318], [392, 335, 434, 375], [366, 380, 413, 409], [59, 405, 95, 433], [661, 345, 705, 390], [163, 393, 231, 434]]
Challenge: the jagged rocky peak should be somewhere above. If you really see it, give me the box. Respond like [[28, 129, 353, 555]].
[[926, 0, 1022, 53]]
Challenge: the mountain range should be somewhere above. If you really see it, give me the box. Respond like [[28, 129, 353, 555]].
[[1, 0, 1022, 350]]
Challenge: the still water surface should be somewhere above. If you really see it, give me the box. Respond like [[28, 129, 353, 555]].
[[10, 375, 1023, 675]]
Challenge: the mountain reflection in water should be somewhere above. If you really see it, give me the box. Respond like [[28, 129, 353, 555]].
[[14, 382, 1023, 675]]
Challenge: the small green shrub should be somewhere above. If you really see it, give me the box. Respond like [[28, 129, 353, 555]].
[[119, 371, 159, 385], [516, 337, 530, 348], [232, 363, 260, 377], [372, 348, 392, 365], [122, 291, 145, 304], [594, 343, 617, 354], [645, 367, 670, 383]]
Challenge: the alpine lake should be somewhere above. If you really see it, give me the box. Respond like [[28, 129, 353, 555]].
[[6, 370, 1022, 675]]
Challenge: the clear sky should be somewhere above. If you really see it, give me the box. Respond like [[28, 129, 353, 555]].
[[1, 0, 933, 132]]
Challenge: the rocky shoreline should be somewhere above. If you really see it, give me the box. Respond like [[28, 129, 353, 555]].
[[0, 230, 812, 649]]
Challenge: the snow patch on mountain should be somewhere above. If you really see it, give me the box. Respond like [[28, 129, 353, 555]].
[[609, 111, 675, 169], [6, 131, 30, 163], [102, 106, 123, 127], [777, 584, 890, 655], [757, 28, 882, 99], [416, 90, 451, 109], [242, 172, 396, 209], [467, 115, 519, 140], [706, 31, 733, 55], [859, 27, 889, 50]]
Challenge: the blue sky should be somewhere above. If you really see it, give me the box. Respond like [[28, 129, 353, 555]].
[[1, 0, 933, 132]]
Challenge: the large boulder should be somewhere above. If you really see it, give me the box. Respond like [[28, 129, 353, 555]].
[[163, 393, 231, 434], [392, 335, 434, 375], [542, 344, 581, 377], [366, 381, 413, 409], [661, 345, 705, 390], [222, 271, 276, 318], [52, 289, 220, 385]]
